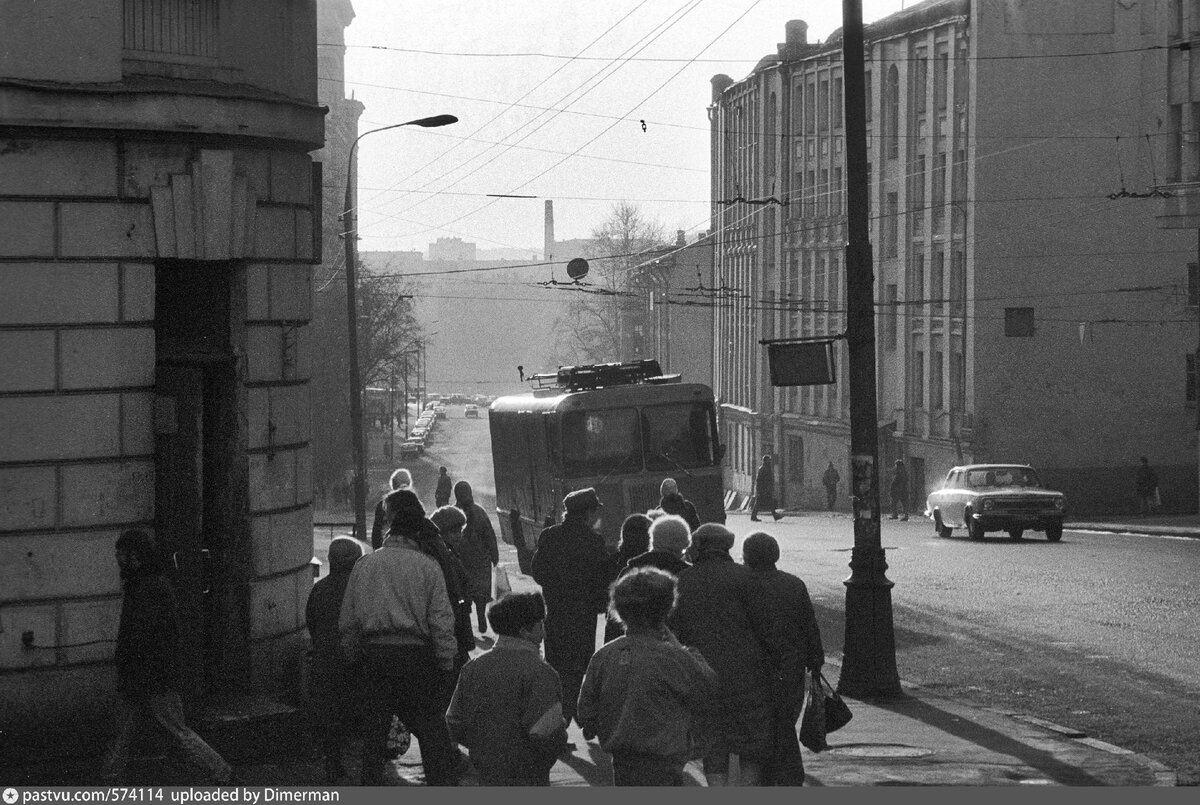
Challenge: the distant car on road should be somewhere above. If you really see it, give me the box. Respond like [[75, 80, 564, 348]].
[[434, 405, 447, 420], [399, 438, 424, 458], [410, 426, 429, 439], [925, 463, 1066, 542], [463, 404, 479, 418]]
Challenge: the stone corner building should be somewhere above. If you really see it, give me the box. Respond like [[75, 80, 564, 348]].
[[0, 0, 324, 759]]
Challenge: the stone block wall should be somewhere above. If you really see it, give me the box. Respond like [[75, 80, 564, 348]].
[[0, 135, 319, 756]]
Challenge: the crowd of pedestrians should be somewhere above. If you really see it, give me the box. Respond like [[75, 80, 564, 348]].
[[102, 465, 823, 788]]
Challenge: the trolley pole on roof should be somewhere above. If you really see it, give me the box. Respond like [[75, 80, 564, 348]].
[[837, 0, 902, 700]]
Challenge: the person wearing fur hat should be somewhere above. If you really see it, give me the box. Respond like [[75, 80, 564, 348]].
[[741, 532, 824, 786], [656, 478, 702, 532], [450, 481, 500, 634], [669, 524, 778, 786], [340, 488, 462, 785], [101, 530, 234, 785], [625, 514, 692, 577], [531, 487, 611, 734], [306, 537, 365, 783]]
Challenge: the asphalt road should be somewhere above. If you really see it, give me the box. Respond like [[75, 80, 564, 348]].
[[344, 404, 1200, 785]]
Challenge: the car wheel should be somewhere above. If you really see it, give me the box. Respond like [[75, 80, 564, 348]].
[[1007, 528, 1024, 540], [966, 512, 985, 541], [933, 512, 952, 539], [1046, 523, 1063, 542]]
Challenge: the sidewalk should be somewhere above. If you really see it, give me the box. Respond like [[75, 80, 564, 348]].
[[1063, 513, 1200, 539]]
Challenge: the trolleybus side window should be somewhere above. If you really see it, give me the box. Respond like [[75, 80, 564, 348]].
[[641, 402, 718, 471], [562, 408, 641, 476]]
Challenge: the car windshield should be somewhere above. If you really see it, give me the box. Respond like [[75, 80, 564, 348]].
[[562, 407, 642, 477], [964, 467, 1041, 488]]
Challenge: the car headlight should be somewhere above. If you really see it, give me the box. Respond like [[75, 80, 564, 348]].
[[982, 499, 994, 511], [1054, 497, 1066, 510]]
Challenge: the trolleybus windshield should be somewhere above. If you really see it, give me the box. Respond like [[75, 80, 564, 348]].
[[560, 401, 717, 478]]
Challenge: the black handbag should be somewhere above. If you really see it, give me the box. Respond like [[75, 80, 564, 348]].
[[799, 671, 853, 752]]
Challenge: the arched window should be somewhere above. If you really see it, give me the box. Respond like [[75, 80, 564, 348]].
[[886, 65, 900, 159]]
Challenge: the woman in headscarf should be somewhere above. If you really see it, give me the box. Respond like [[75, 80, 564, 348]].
[[451, 480, 500, 634]]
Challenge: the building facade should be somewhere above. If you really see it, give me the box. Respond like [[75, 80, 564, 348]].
[[710, 0, 1198, 514], [0, 0, 324, 759]]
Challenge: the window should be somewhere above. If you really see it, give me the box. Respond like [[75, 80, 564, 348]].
[[833, 76, 844, 128], [931, 251, 945, 313], [932, 152, 947, 229], [885, 65, 900, 159], [911, 154, 927, 232], [833, 167, 844, 215], [911, 252, 926, 311], [951, 348, 965, 410], [864, 70, 873, 122], [1004, 307, 1035, 337], [885, 192, 899, 257], [1189, 353, 1197, 402], [819, 79, 829, 132], [641, 403, 717, 470], [806, 82, 816, 134], [950, 250, 966, 316], [913, 55, 928, 113], [913, 348, 926, 408], [806, 170, 816, 216], [935, 51, 949, 111], [931, 350, 944, 410], [124, 0, 218, 60], [819, 169, 829, 215], [885, 284, 898, 349], [1189, 262, 1198, 306], [561, 408, 641, 476]]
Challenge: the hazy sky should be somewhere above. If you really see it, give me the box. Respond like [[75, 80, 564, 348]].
[[340, 0, 907, 257]]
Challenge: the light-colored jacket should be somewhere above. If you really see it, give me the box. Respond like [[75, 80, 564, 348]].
[[338, 537, 458, 669]]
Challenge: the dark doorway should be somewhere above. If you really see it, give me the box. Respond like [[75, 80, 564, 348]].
[[785, 435, 805, 509], [910, 457, 926, 515], [154, 261, 244, 698]]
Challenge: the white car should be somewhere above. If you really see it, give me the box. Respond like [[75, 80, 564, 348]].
[[464, 404, 479, 418]]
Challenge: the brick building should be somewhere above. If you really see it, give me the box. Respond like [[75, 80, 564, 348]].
[[0, 0, 324, 759], [710, 0, 1198, 514]]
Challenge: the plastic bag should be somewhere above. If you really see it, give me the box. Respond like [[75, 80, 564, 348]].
[[798, 674, 827, 752], [492, 564, 512, 599]]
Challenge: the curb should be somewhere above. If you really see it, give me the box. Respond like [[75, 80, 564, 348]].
[[1064, 523, 1200, 540], [825, 657, 1177, 787]]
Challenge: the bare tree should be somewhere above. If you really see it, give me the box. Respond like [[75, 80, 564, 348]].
[[552, 202, 667, 364]]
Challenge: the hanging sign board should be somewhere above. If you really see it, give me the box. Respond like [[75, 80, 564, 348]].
[[767, 340, 837, 386]]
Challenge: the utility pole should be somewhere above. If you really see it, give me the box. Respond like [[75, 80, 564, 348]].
[[389, 367, 396, 461], [838, 0, 902, 699]]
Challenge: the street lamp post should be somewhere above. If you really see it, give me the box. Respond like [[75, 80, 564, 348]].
[[341, 114, 457, 541], [837, 0, 902, 699]]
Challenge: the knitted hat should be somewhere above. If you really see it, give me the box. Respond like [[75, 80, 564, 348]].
[[660, 478, 679, 497], [741, 531, 780, 569], [564, 487, 603, 514], [690, 523, 735, 553], [649, 515, 690, 552], [328, 537, 364, 574], [385, 488, 427, 534]]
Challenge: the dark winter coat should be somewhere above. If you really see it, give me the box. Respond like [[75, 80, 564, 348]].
[[890, 464, 909, 497], [658, 493, 702, 532], [435, 473, 453, 506], [624, 549, 690, 577], [115, 566, 183, 696], [448, 500, 499, 601], [754, 464, 776, 509], [306, 568, 363, 724], [669, 553, 778, 762], [370, 499, 387, 550], [531, 515, 610, 674], [412, 526, 477, 660], [1135, 464, 1158, 495], [745, 568, 824, 694]]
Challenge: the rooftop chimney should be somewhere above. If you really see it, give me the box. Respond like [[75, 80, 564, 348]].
[[676, 229, 687, 246], [786, 19, 808, 47]]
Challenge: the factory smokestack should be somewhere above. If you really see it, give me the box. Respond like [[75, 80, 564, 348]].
[[544, 200, 554, 263]]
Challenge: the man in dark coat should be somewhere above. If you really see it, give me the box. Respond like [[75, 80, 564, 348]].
[[669, 524, 777, 786], [306, 537, 364, 783], [371, 468, 413, 549], [822, 461, 840, 510], [530, 488, 611, 731], [742, 532, 825, 786], [450, 480, 500, 634], [750, 455, 781, 522], [1135, 456, 1158, 515], [435, 467, 453, 508], [101, 530, 234, 785], [888, 459, 909, 521], [657, 478, 702, 532]]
